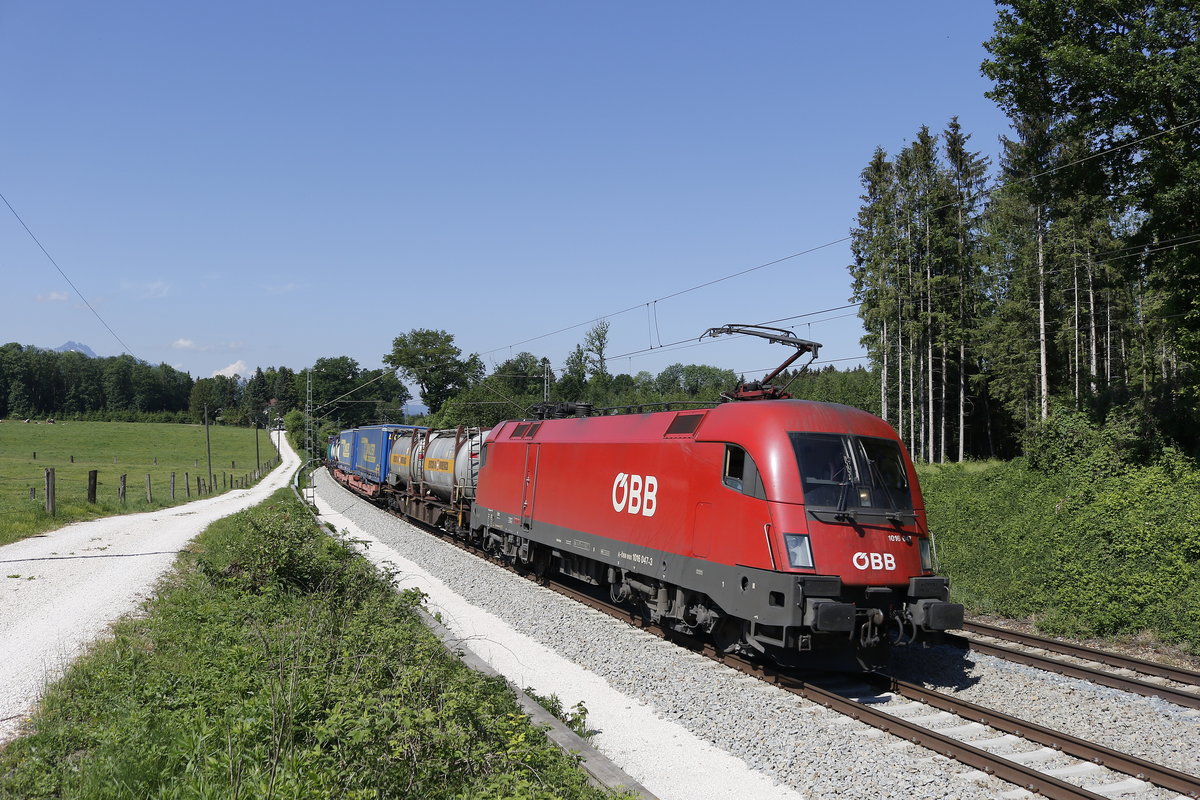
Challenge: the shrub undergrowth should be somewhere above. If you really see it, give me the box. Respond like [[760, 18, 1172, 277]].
[[922, 409, 1200, 653], [0, 490, 625, 799]]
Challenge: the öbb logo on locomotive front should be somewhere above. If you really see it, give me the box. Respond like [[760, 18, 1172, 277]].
[[852, 552, 896, 571], [611, 473, 658, 517]]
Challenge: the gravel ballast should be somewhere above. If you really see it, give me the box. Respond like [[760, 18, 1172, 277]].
[[314, 470, 1050, 800]]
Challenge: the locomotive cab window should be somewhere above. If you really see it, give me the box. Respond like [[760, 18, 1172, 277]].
[[790, 433, 913, 512], [723, 445, 767, 500]]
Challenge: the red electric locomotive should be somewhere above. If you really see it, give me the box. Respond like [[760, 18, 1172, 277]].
[[331, 325, 962, 669]]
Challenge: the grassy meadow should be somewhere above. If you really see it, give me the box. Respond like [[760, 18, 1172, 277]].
[[0, 420, 281, 545]]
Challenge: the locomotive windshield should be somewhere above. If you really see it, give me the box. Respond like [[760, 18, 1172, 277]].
[[788, 433, 913, 513]]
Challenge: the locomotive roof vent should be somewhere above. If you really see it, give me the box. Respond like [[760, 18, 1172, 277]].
[[664, 411, 706, 437]]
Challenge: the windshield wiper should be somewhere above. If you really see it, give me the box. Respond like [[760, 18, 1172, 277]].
[[865, 458, 915, 526], [834, 479, 856, 522]]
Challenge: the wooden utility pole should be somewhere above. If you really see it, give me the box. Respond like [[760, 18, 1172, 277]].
[[44, 468, 55, 516], [204, 404, 214, 490]]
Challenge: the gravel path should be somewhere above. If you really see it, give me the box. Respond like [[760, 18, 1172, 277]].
[[0, 432, 300, 746]]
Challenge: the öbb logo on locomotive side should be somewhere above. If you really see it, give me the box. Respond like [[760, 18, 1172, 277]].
[[852, 552, 896, 571], [611, 473, 658, 517]]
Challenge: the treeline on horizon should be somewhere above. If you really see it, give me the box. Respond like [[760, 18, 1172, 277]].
[[0, 335, 877, 438], [0, 343, 404, 429], [850, 1, 1199, 461]]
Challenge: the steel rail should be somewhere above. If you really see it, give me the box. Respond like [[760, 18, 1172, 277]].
[[702, 652, 1114, 800], [547, 583, 1200, 800], [946, 631, 1200, 710], [883, 676, 1200, 799], [961, 620, 1200, 687], [342, 479, 1199, 800]]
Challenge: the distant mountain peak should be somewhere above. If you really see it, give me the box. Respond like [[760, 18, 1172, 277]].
[[55, 341, 98, 357]]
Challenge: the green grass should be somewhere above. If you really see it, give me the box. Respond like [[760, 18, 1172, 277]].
[[0, 489, 626, 800], [0, 421, 281, 545]]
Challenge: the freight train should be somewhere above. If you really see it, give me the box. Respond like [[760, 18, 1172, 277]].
[[327, 326, 963, 669]]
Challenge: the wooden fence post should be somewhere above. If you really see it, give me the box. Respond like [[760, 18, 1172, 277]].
[[185, 471, 191, 497], [170, 472, 176, 500], [45, 468, 55, 516], [87, 470, 98, 503], [146, 474, 153, 503], [118, 474, 127, 504]]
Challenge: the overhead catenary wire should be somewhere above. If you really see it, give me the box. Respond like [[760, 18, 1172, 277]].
[[309, 121, 1199, 421], [477, 118, 1199, 371], [310, 233, 1200, 419], [0, 190, 137, 359]]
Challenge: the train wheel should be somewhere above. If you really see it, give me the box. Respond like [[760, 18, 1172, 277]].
[[531, 553, 550, 585], [711, 616, 743, 654]]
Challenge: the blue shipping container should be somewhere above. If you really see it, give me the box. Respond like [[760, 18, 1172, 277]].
[[351, 425, 424, 483]]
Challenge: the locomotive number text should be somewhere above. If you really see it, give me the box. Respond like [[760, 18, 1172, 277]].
[[612, 473, 658, 517]]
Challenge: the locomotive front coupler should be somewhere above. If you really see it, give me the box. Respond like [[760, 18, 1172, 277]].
[[857, 608, 886, 648]]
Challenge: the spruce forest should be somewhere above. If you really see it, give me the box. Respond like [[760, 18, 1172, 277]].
[[850, 1, 1199, 461]]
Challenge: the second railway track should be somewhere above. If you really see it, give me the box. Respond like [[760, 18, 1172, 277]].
[[550, 581, 1200, 800], [947, 621, 1200, 710]]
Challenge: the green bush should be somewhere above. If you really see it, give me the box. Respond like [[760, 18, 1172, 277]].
[[922, 423, 1200, 653]]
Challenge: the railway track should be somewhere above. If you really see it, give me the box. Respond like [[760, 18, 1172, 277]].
[[548, 581, 1200, 800], [364, 495, 1199, 800], [948, 621, 1200, 711]]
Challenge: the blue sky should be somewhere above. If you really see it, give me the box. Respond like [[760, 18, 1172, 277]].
[[1, 2, 1011, 390]]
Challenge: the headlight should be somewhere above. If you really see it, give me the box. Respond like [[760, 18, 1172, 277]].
[[919, 537, 933, 571], [784, 533, 814, 569]]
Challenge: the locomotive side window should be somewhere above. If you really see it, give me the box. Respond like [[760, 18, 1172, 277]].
[[723, 445, 767, 500], [790, 433, 913, 512]]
